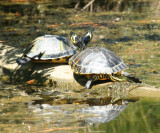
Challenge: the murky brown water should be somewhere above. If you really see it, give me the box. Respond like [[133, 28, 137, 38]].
[[0, 0, 160, 132]]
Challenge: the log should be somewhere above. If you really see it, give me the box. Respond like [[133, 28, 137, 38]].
[[0, 43, 160, 99]]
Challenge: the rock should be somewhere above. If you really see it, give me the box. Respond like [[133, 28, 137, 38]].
[[0, 43, 76, 83]]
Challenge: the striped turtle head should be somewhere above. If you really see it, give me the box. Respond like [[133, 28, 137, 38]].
[[80, 29, 94, 50], [81, 29, 94, 45], [70, 31, 80, 45]]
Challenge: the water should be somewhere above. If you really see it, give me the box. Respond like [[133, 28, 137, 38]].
[[0, 0, 160, 132], [0, 84, 160, 133]]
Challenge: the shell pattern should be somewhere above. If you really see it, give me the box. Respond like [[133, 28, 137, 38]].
[[69, 47, 128, 74], [26, 35, 77, 59]]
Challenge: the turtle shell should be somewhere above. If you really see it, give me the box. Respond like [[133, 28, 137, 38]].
[[25, 35, 77, 60], [69, 47, 128, 74]]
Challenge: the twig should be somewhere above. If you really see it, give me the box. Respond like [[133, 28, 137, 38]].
[[82, 0, 95, 11], [75, 1, 80, 9]]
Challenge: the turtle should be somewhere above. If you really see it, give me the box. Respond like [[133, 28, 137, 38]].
[[16, 34, 77, 65], [69, 31, 141, 89]]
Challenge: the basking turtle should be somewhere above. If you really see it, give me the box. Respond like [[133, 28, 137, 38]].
[[69, 32, 141, 89], [16, 35, 77, 65]]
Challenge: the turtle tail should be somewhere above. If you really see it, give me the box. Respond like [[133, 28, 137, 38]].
[[121, 71, 142, 83], [16, 57, 31, 65]]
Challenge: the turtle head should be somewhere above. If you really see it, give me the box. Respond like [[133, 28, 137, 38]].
[[80, 29, 94, 50], [82, 29, 94, 41], [70, 31, 80, 45]]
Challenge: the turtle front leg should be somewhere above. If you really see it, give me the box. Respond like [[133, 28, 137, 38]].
[[83, 79, 93, 89], [83, 74, 105, 89]]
